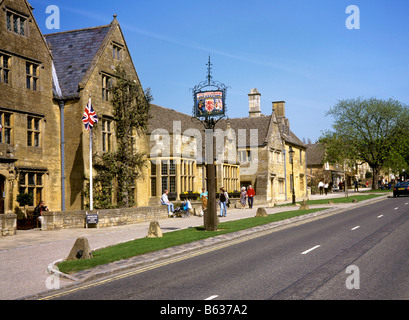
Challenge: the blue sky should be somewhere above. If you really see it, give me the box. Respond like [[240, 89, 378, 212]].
[[30, 0, 409, 142]]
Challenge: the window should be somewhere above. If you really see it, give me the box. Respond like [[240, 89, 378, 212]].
[[223, 164, 238, 192], [161, 160, 176, 194], [0, 112, 12, 144], [27, 116, 41, 147], [6, 11, 27, 36], [101, 119, 113, 152], [26, 62, 38, 91], [181, 160, 195, 192], [238, 150, 252, 163], [0, 55, 10, 84], [150, 161, 157, 197], [19, 171, 44, 206], [112, 44, 123, 60], [102, 75, 112, 101]]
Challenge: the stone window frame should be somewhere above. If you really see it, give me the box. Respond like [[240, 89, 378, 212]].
[[26, 62, 39, 91], [101, 118, 113, 152], [0, 111, 12, 145], [180, 159, 195, 193], [6, 10, 28, 36], [27, 116, 41, 147], [0, 54, 11, 85], [161, 159, 176, 194], [101, 74, 112, 101], [18, 170, 45, 207], [112, 42, 123, 61], [222, 164, 239, 192]]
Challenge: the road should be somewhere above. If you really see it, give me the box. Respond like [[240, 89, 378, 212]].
[[40, 196, 409, 300]]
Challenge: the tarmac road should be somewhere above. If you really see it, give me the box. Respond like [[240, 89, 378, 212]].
[[0, 190, 388, 300]]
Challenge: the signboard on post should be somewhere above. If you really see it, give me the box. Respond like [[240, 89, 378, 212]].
[[194, 90, 225, 118], [86, 212, 99, 228]]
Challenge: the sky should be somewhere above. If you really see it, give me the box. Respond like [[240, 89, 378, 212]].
[[29, 0, 409, 143]]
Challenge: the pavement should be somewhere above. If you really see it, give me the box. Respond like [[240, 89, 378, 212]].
[[0, 190, 389, 300]]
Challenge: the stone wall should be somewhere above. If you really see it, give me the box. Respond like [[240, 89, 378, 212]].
[[1, 214, 17, 236], [41, 206, 169, 231]]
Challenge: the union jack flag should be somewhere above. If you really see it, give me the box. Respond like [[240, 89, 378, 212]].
[[82, 98, 98, 130]]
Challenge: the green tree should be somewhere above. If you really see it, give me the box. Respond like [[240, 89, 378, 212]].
[[320, 97, 409, 189], [94, 64, 153, 208]]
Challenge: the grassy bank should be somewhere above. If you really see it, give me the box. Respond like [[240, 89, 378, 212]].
[[58, 208, 327, 274]]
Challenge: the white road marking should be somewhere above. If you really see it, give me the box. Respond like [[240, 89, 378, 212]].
[[205, 295, 218, 300], [395, 207, 399, 210], [405, 203, 408, 205], [351, 226, 360, 230], [377, 215, 383, 218], [302, 245, 321, 255]]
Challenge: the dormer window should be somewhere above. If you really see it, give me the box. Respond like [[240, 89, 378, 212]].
[[6, 11, 27, 36]]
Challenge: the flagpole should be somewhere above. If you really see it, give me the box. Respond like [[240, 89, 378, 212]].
[[90, 125, 93, 211]]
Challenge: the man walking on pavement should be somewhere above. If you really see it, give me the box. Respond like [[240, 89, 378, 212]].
[[247, 185, 255, 209]]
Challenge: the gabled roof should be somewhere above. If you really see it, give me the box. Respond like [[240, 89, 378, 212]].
[[44, 25, 111, 99]]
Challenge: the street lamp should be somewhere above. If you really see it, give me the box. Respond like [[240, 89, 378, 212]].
[[289, 146, 296, 205]]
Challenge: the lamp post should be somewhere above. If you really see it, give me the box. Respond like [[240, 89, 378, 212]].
[[289, 146, 296, 205]]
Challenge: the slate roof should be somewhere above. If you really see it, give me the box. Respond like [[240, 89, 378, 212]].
[[305, 143, 325, 166], [44, 25, 111, 99]]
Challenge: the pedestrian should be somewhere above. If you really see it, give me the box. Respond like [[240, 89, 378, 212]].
[[324, 182, 328, 195], [34, 200, 49, 228], [218, 187, 228, 217], [240, 187, 247, 209], [160, 190, 174, 216], [247, 185, 255, 209], [199, 188, 208, 216], [354, 180, 359, 192], [318, 181, 324, 195]]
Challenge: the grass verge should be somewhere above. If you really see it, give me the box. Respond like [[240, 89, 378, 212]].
[[58, 193, 385, 274], [57, 208, 327, 274]]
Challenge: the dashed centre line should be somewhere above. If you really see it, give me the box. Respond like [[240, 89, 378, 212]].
[[351, 226, 360, 230], [301, 245, 321, 255], [377, 215, 383, 218], [205, 295, 219, 300]]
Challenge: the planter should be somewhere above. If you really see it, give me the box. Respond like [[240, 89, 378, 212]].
[[228, 192, 241, 199], [180, 193, 199, 201]]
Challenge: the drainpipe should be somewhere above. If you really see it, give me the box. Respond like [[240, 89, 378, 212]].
[[59, 100, 65, 211], [52, 61, 65, 211]]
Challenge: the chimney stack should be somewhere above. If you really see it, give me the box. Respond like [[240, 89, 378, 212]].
[[248, 88, 261, 117], [272, 101, 285, 118]]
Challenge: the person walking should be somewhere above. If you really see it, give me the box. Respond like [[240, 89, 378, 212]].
[[247, 185, 255, 209], [218, 187, 228, 217], [240, 187, 247, 209], [318, 181, 324, 195]]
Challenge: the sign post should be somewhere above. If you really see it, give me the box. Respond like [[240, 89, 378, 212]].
[[191, 56, 228, 231]]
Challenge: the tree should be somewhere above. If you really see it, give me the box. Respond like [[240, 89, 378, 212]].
[[320, 97, 409, 189], [93, 64, 153, 208]]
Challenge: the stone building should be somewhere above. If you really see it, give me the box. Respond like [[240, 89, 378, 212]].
[[45, 15, 144, 210], [0, 0, 62, 214], [1, 0, 307, 213]]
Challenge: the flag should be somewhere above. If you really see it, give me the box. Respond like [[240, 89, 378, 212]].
[[82, 98, 98, 130]]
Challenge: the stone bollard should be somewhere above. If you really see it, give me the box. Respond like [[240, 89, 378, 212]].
[[352, 198, 358, 203], [255, 207, 268, 217], [66, 237, 93, 260], [299, 199, 309, 210], [147, 221, 163, 238]]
